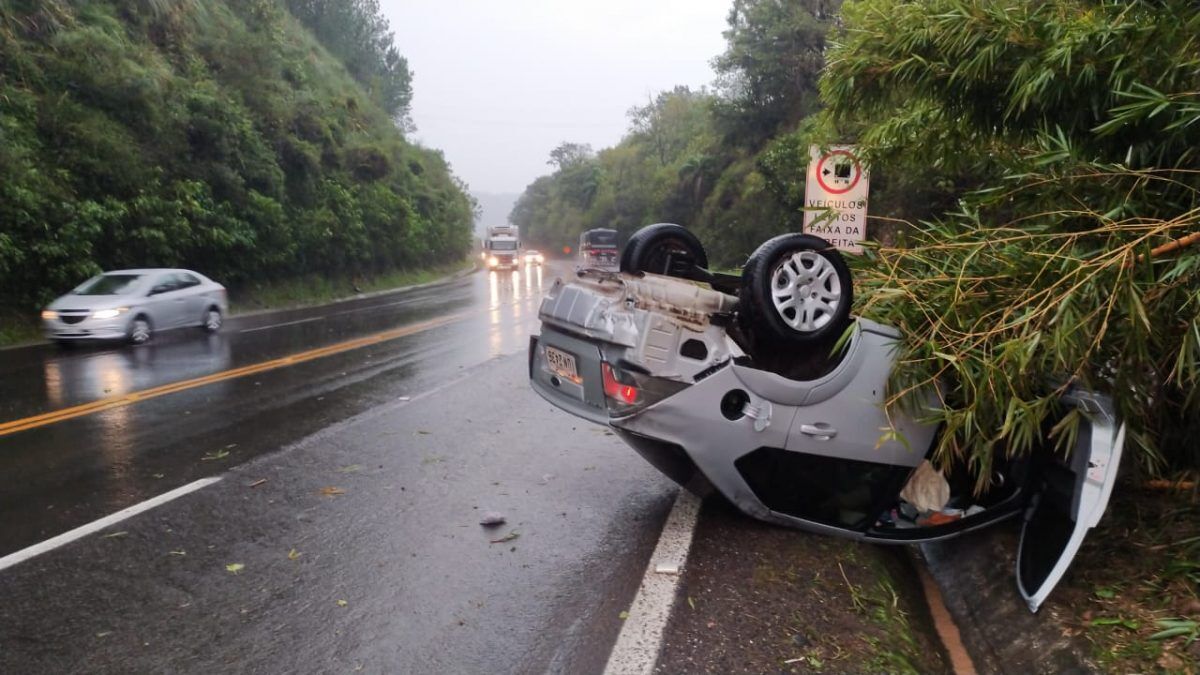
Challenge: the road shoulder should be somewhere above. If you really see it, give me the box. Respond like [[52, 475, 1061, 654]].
[[655, 498, 949, 674]]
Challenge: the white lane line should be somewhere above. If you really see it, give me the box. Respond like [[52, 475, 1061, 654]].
[[0, 477, 222, 573], [604, 489, 702, 675], [239, 316, 326, 333]]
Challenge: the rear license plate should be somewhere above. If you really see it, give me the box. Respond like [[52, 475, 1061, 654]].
[[545, 346, 578, 380]]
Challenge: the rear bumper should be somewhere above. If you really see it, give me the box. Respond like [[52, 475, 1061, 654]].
[[528, 332, 611, 426], [611, 428, 712, 494]]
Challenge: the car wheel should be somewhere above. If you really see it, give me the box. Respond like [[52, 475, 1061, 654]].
[[619, 223, 708, 277], [128, 316, 153, 345], [203, 307, 222, 333], [739, 233, 852, 344]]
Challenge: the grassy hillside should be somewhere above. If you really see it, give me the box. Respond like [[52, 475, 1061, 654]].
[[0, 0, 473, 312]]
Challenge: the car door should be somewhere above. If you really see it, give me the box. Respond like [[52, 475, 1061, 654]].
[[175, 272, 206, 326], [1016, 393, 1125, 612], [145, 273, 184, 329], [780, 321, 936, 468], [723, 320, 938, 533]]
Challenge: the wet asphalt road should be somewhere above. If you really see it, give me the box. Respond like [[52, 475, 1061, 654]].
[[0, 262, 677, 672]]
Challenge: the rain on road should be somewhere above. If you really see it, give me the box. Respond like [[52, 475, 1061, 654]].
[[0, 262, 677, 673]]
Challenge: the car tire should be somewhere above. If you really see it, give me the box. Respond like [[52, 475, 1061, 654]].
[[128, 316, 153, 345], [203, 307, 222, 333], [739, 233, 852, 345], [619, 223, 708, 277]]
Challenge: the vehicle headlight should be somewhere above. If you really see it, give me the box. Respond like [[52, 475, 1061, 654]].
[[488, 256, 499, 266], [92, 307, 129, 320], [41, 310, 58, 320]]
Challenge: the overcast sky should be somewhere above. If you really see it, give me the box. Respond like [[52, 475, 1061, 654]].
[[383, 0, 731, 195]]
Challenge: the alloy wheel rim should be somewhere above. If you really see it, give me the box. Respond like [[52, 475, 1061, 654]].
[[131, 320, 150, 343], [770, 251, 842, 332], [206, 311, 221, 331]]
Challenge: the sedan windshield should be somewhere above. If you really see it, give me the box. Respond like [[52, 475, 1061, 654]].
[[74, 274, 143, 295]]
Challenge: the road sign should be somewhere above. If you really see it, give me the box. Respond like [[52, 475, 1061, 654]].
[[803, 145, 869, 254]]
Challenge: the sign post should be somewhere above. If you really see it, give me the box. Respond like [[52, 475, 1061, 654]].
[[802, 145, 869, 254]]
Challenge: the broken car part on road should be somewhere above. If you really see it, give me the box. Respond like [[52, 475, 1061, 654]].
[[529, 223, 1126, 612]]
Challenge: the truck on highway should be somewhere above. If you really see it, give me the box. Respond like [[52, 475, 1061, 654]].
[[578, 228, 619, 270], [484, 224, 520, 270]]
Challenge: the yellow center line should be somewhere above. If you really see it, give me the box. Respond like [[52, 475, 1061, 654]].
[[0, 312, 472, 438]]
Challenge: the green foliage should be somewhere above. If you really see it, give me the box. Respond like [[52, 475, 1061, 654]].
[[712, 0, 843, 146], [283, 0, 413, 126], [821, 0, 1200, 474], [0, 0, 471, 311]]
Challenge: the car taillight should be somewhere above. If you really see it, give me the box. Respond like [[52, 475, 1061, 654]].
[[600, 361, 689, 417], [602, 362, 640, 407]]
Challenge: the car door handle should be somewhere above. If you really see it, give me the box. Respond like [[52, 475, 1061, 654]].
[[799, 423, 837, 440]]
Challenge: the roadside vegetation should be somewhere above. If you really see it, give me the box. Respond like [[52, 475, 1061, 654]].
[[230, 259, 473, 314], [1060, 483, 1200, 670], [0, 0, 474, 320]]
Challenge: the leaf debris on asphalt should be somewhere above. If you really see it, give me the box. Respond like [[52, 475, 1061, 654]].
[[248, 478, 268, 488], [101, 531, 128, 539], [225, 563, 244, 574], [337, 464, 364, 474], [336, 599, 348, 607], [319, 486, 346, 497], [489, 530, 520, 544], [288, 548, 301, 560]]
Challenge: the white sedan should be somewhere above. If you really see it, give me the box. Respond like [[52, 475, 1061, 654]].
[[42, 269, 228, 345]]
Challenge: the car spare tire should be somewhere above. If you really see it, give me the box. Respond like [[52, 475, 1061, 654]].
[[739, 233, 852, 344], [619, 223, 708, 278]]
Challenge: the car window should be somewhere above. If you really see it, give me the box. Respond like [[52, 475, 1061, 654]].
[[149, 275, 180, 294], [735, 449, 910, 530], [491, 240, 518, 251], [177, 272, 201, 289], [73, 274, 144, 295]]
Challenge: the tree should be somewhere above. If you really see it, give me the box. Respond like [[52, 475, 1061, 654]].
[[284, 0, 414, 127], [547, 142, 594, 171], [712, 0, 843, 146]]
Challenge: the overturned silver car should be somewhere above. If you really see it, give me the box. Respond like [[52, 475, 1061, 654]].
[[529, 223, 1124, 612]]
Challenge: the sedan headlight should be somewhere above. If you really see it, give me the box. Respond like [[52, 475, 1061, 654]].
[[92, 307, 129, 320], [41, 310, 58, 320]]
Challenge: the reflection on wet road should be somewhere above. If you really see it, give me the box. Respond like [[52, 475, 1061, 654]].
[[0, 263, 557, 557]]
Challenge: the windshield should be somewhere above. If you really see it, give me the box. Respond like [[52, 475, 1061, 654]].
[[73, 274, 143, 295], [491, 240, 518, 251]]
